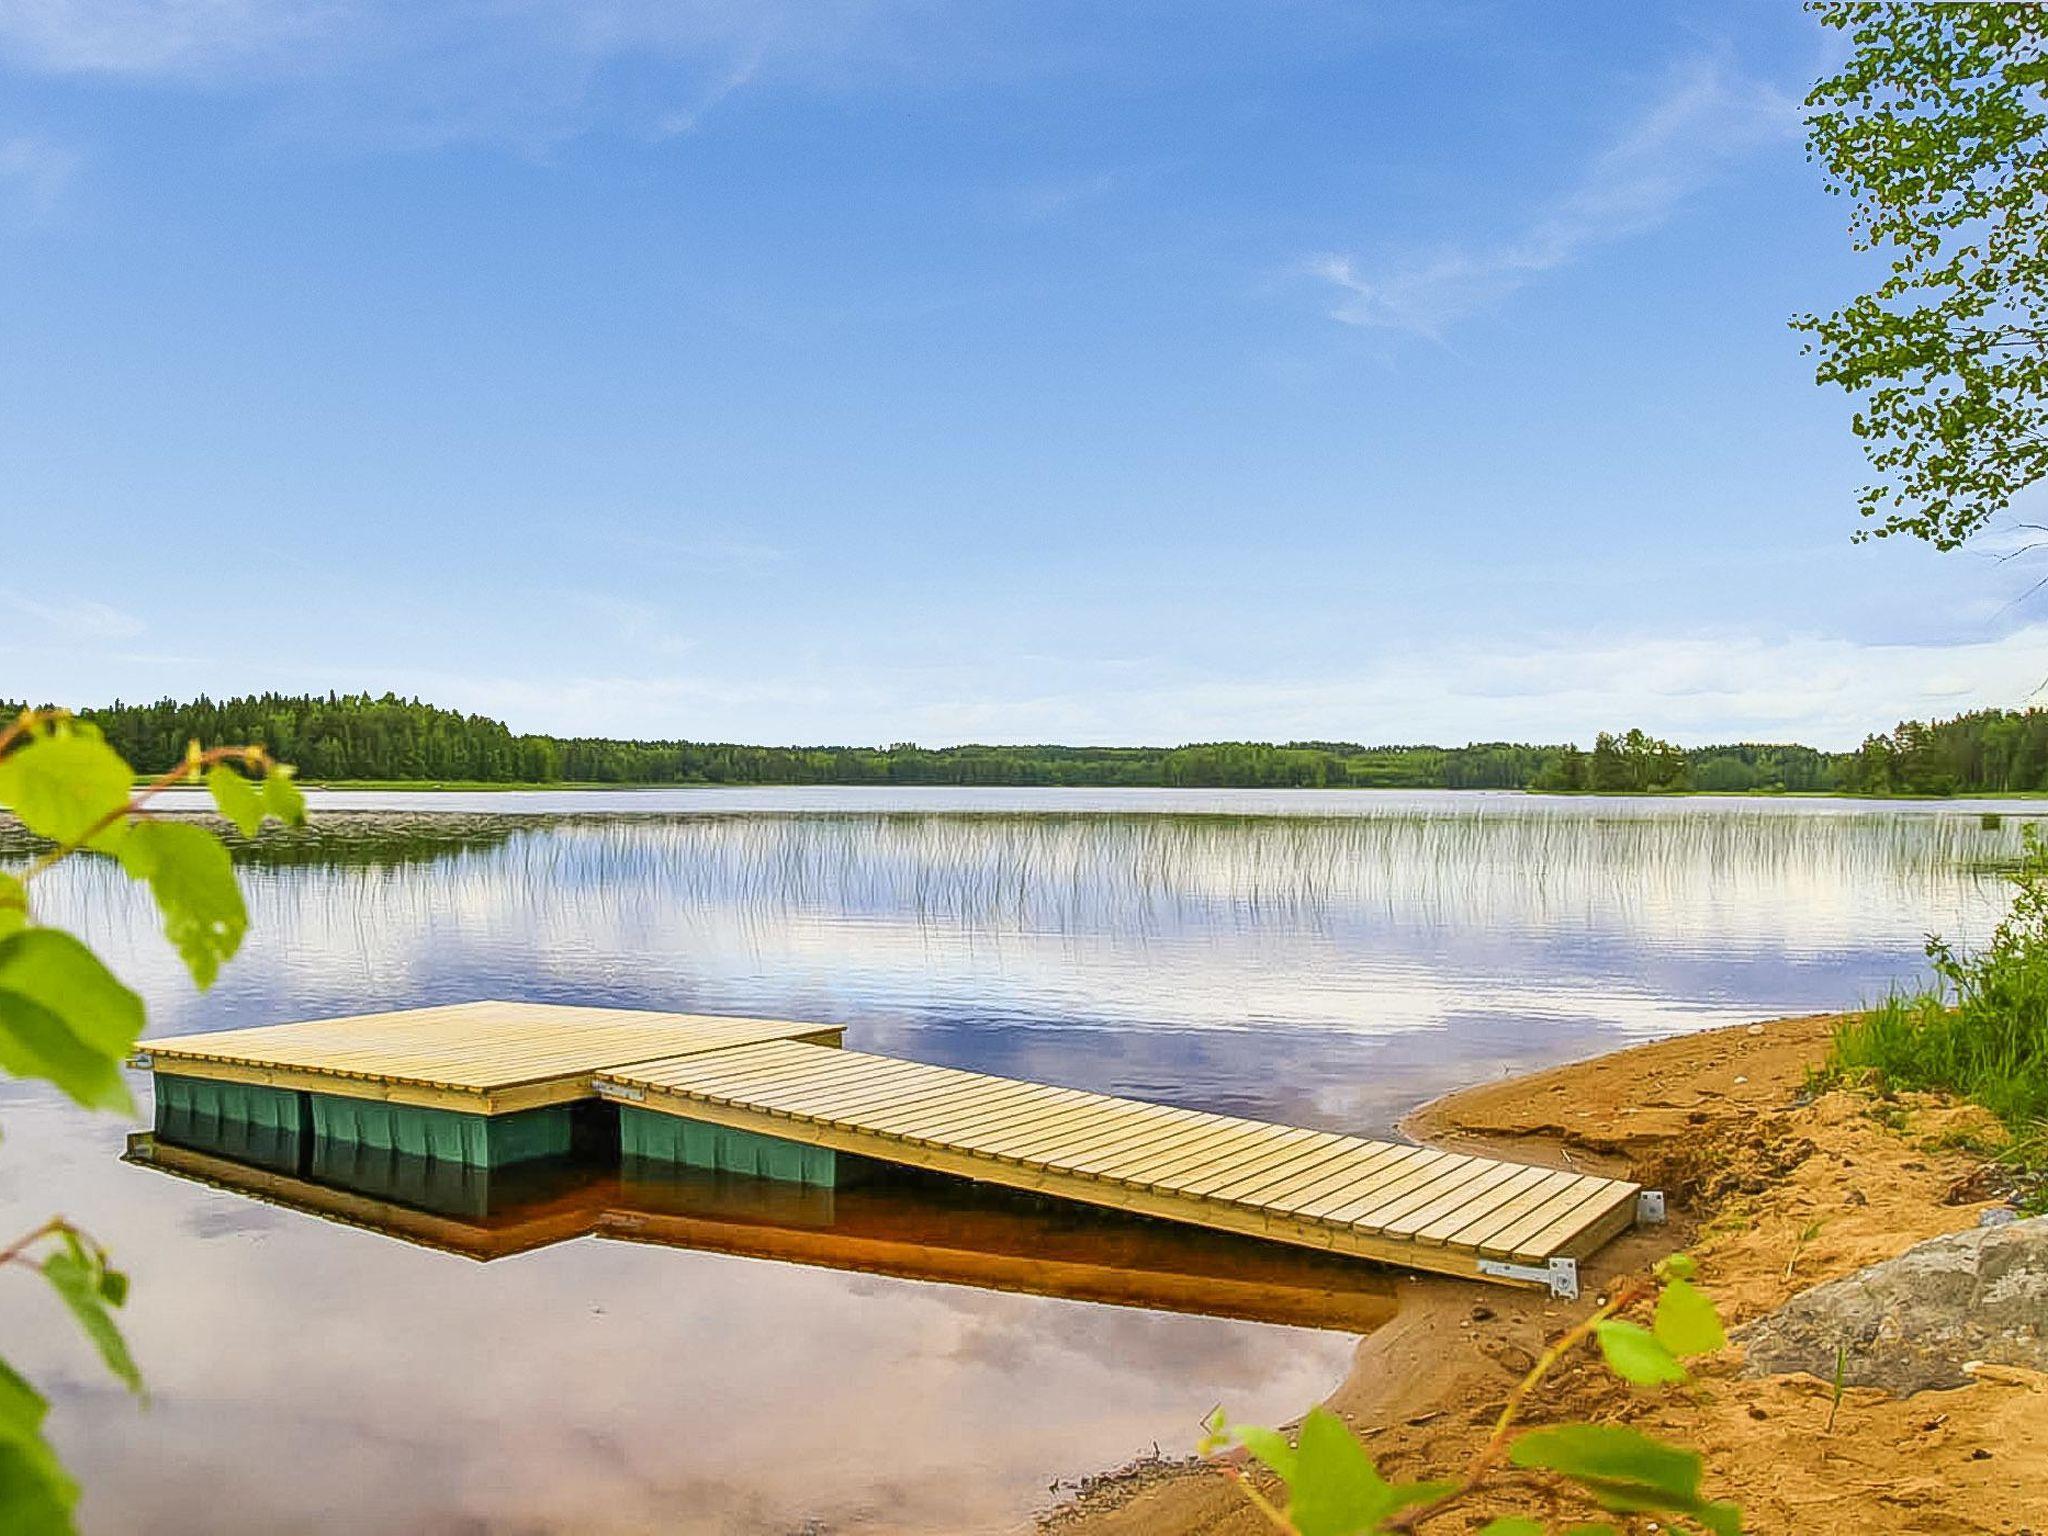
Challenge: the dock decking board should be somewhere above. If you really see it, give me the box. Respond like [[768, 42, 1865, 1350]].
[[134, 1002, 845, 1113], [595, 1040, 1641, 1288]]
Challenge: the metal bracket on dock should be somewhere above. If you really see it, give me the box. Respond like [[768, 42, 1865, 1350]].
[[127, 1052, 154, 1070], [1636, 1190, 1667, 1225], [591, 1079, 644, 1103], [1477, 1256, 1580, 1299]]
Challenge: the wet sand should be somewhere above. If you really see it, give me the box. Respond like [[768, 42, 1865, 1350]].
[[1046, 1013, 2046, 1534]]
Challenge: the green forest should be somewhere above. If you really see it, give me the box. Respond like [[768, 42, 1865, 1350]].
[[10, 691, 2043, 795]]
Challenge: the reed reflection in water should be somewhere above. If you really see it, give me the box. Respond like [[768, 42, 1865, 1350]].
[[0, 791, 2028, 1533], [21, 795, 2023, 1130]]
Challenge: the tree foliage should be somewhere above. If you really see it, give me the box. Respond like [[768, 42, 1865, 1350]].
[[1798, 4, 2048, 548], [6, 691, 1862, 794], [1837, 705, 2048, 794], [0, 709, 303, 1531]]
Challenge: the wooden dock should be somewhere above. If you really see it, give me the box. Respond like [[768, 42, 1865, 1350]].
[[133, 1001, 843, 1113], [133, 1003, 1651, 1294]]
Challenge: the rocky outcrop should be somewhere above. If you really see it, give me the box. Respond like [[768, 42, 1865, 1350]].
[[1738, 1214, 2048, 1394]]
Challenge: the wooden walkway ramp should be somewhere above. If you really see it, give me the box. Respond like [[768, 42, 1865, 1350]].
[[595, 1041, 1644, 1295]]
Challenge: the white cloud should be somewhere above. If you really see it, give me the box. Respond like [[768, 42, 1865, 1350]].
[[81, 620, 2035, 751], [0, 0, 313, 76], [1309, 55, 1799, 338], [7, 594, 145, 640], [0, 134, 79, 218], [1003, 170, 1118, 224], [0, 1, 941, 150], [571, 594, 697, 662]]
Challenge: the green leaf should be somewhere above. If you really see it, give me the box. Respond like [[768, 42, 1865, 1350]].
[[1512, 1424, 1739, 1533], [1284, 1408, 1453, 1536], [0, 872, 24, 940], [1563, 1527, 1621, 1536], [0, 929, 144, 1112], [205, 764, 266, 838], [1653, 1277, 1727, 1358], [0, 1358, 79, 1536], [42, 1247, 143, 1397], [263, 766, 306, 827], [1594, 1319, 1688, 1385], [1511, 1423, 1701, 1501], [1477, 1520, 1545, 1536], [0, 1358, 46, 1436], [1233, 1423, 1297, 1484], [0, 725, 134, 852], [115, 819, 247, 989]]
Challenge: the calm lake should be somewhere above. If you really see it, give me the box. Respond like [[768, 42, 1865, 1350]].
[[0, 789, 2029, 1533]]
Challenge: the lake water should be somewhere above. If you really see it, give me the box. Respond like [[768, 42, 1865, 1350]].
[[0, 789, 2029, 1533]]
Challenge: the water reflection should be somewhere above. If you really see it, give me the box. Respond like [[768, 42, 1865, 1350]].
[[4, 1084, 1355, 1536], [0, 791, 2030, 1533], [125, 1133, 1397, 1335], [15, 794, 2023, 1129]]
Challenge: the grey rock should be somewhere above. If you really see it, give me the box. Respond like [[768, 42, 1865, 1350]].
[[1979, 1205, 2019, 1228], [1738, 1215, 2048, 1394]]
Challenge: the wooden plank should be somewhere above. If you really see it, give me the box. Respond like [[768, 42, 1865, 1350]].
[[1030, 1103, 1221, 1167], [1411, 1164, 1555, 1246], [1112, 1122, 1318, 1189], [1289, 1148, 1461, 1223], [1437, 1170, 1585, 1252], [1078, 1118, 1294, 1186], [1348, 1157, 1522, 1235], [1247, 1142, 1422, 1212], [894, 1085, 1098, 1143], [1492, 1180, 1626, 1262], [1379, 1159, 1536, 1241], [968, 1097, 1183, 1160], [1317, 1154, 1482, 1228], [1191, 1133, 1356, 1202]]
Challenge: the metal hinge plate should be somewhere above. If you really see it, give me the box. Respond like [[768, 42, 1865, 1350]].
[[127, 1052, 154, 1070], [592, 1080, 644, 1103], [1477, 1256, 1580, 1299]]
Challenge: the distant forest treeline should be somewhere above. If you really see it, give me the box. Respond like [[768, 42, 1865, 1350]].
[[13, 692, 2048, 795]]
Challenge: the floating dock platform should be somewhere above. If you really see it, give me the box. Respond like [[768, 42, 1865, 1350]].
[[132, 1002, 1649, 1295]]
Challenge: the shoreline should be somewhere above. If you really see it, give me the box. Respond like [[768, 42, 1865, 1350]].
[[1044, 1013, 2040, 1535], [137, 779, 2048, 801]]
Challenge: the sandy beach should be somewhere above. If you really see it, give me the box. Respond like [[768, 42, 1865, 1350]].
[[1047, 1013, 2044, 1535]]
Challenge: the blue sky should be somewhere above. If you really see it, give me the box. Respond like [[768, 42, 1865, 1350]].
[[2, 0, 2042, 749]]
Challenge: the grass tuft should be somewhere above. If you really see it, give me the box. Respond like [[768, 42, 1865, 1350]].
[[1828, 828, 2048, 1211]]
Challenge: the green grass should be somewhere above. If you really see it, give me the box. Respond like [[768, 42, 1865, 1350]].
[[1829, 828, 2048, 1210]]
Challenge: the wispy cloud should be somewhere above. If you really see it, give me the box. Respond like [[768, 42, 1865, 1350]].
[[1001, 170, 1118, 225], [73, 621, 2039, 751], [0, 134, 79, 219], [653, 47, 766, 139], [7, 594, 144, 640], [0, 0, 315, 77], [0, 2, 944, 152], [1308, 55, 1799, 338], [571, 594, 699, 663]]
